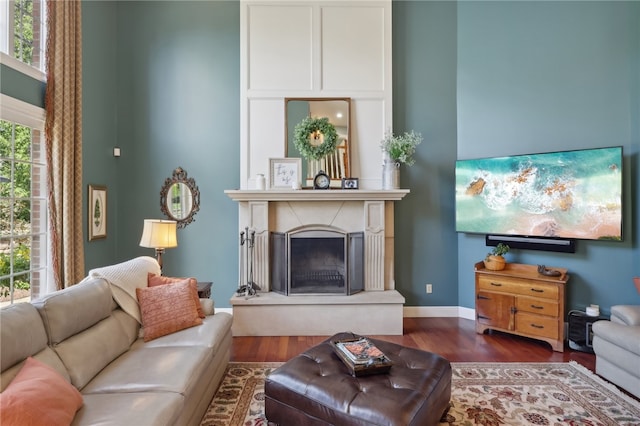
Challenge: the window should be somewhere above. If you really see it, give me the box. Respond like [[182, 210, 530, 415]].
[[0, 0, 48, 307], [0, 95, 47, 306], [0, 0, 47, 76]]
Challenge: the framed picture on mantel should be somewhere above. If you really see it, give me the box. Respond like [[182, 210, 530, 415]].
[[341, 177, 359, 190], [269, 157, 301, 189]]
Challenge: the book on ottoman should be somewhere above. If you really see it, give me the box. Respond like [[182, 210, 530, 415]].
[[331, 336, 392, 376]]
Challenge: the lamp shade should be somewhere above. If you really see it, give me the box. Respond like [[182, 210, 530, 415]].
[[139, 219, 178, 249]]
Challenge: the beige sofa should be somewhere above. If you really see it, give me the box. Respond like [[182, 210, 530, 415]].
[[0, 257, 233, 426], [592, 305, 640, 399]]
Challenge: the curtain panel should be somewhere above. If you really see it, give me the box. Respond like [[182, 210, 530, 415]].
[[45, 0, 84, 289]]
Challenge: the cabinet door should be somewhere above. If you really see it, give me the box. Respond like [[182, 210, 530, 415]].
[[476, 292, 514, 330]]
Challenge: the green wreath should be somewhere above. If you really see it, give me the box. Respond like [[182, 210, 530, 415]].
[[293, 116, 338, 160]]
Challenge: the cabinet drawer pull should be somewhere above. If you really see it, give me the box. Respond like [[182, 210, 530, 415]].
[[490, 282, 503, 287], [530, 288, 544, 293], [530, 304, 544, 310], [477, 295, 490, 300], [478, 315, 491, 320], [530, 324, 544, 329]]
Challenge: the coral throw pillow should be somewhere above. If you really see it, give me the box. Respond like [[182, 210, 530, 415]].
[[0, 357, 83, 426], [148, 273, 205, 318], [137, 279, 203, 342]]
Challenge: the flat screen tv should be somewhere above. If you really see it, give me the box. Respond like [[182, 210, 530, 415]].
[[455, 146, 622, 242]]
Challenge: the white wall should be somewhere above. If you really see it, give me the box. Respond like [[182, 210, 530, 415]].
[[240, 1, 392, 189]]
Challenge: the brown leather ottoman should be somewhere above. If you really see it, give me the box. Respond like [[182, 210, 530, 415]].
[[265, 332, 451, 426]]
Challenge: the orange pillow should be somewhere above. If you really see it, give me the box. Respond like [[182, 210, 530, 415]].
[[148, 273, 205, 318], [136, 279, 203, 342], [0, 357, 83, 426]]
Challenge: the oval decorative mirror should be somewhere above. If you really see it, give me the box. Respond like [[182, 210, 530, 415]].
[[285, 97, 351, 188], [160, 167, 200, 228]]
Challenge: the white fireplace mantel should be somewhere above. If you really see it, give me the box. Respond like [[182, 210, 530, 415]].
[[224, 189, 409, 202]]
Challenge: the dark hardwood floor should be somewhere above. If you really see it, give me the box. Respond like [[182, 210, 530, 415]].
[[231, 317, 596, 372]]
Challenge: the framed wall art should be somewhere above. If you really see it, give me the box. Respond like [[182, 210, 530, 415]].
[[269, 157, 301, 189], [88, 185, 107, 241]]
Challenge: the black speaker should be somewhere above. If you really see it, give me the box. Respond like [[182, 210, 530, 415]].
[[568, 310, 602, 353]]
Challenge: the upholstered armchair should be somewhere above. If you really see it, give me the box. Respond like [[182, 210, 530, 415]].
[[592, 279, 640, 398]]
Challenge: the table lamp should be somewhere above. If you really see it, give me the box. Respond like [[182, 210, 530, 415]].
[[139, 219, 177, 272]]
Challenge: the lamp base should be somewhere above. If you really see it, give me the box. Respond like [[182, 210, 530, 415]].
[[155, 248, 166, 274]]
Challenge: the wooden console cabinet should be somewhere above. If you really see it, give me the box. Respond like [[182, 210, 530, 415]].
[[474, 262, 569, 352]]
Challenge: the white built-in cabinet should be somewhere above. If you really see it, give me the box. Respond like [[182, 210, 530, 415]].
[[240, 1, 392, 189]]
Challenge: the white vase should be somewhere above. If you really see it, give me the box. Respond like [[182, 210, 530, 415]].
[[382, 159, 400, 189], [256, 174, 266, 190]]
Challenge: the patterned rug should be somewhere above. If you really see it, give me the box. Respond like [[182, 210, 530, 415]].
[[200, 361, 640, 426]]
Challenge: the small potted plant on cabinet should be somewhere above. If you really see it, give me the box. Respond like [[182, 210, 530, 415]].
[[484, 243, 510, 271]]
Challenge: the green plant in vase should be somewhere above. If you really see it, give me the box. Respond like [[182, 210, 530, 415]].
[[380, 130, 423, 166], [380, 130, 422, 189]]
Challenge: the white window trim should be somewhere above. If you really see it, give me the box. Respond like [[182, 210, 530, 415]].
[[0, 51, 45, 81], [0, 93, 45, 128]]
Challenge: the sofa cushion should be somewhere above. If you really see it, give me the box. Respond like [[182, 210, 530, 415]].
[[81, 346, 210, 395], [0, 303, 70, 392], [1, 348, 70, 392], [31, 277, 132, 390], [33, 279, 113, 345], [111, 308, 140, 346], [136, 280, 202, 342], [53, 315, 132, 390], [0, 303, 48, 372], [592, 320, 640, 358], [611, 305, 640, 326], [131, 312, 233, 350], [0, 357, 83, 426], [72, 392, 182, 426], [148, 273, 205, 318]]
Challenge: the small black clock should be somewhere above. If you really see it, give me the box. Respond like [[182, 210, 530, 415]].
[[313, 170, 331, 189]]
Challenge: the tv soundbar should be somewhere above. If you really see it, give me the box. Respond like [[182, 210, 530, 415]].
[[486, 235, 576, 253]]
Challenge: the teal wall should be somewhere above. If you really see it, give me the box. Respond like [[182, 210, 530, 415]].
[[83, 1, 119, 269], [392, 2, 459, 307], [81, 0, 240, 306], [455, 1, 640, 314], [0, 64, 45, 107], [112, 1, 240, 305], [5, 1, 638, 312]]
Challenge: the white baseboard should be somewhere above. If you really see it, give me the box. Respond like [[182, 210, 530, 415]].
[[402, 306, 475, 321]]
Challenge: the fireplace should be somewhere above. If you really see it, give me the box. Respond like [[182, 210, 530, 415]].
[[271, 228, 364, 295], [225, 189, 409, 336]]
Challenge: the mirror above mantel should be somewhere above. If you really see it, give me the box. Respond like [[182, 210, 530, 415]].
[[285, 97, 351, 188]]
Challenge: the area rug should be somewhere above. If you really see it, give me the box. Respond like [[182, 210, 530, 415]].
[[200, 361, 640, 426]]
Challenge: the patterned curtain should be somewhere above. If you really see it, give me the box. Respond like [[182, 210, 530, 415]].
[[45, 0, 84, 289]]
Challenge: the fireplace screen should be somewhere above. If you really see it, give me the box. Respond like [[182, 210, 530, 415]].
[[270, 228, 364, 295]]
